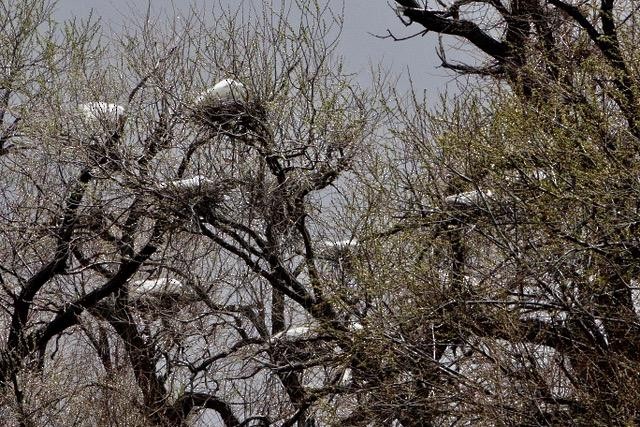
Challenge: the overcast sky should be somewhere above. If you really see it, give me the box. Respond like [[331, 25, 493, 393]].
[[54, 0, 461, 97]]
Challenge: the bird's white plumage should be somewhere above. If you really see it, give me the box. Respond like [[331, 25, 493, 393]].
[[194, 78, 247, 108], [130, 278, 183, 299], [79, 102, 125, 124], [159, 175, 218, 192], [319, 239, 358, 251], [271, 326, 313, 341], [212, 78, 247, 101], [316, 239, 358, 261], [271, 321, 362, 342]]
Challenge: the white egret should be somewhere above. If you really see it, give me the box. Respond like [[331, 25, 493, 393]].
[[193, 78, 247, 109], [271, 325, 313, 342], [212, 78, 247, 101], [78, 102, 125, 126], [156, 176, 231, 227], [271, 321, 362, 342], [129, 278, 200, 320], [316, 239, 359, 261], [159, 175, 218, 192], [130, 278, 184, 300]]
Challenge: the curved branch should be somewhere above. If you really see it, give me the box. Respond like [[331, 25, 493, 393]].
[[6, 167, 96, 368], [397, 2, 510, 61], [175, 392, 240, 427], [199, 222, 315, 309], [35, 233, 160, 349], [0, 225, 161, 386]]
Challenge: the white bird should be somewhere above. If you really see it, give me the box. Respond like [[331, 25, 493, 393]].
[[271, 321, 363, 345], [130, 278, 184, 300], [316, 239, 359, 261], [78, 102, 125, 125], [194, 78, 247, 108], [445, 189, 494, 208], [271, 325, 313, 342], [159, 175, 218, 192], [212, 78, 247, 101]]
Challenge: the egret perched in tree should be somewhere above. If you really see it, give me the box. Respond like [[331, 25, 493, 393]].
[[159, 175, 219, 192], [157, 175, 229, 207], [269, 324, 334, 363], [156, 175, 231, 224], [316, 239, 359, 262], [191, 78, 264, 131], [193, 78, 248, 109], [271, 321, 362, 342], [78, 102, 125, 128], [271, 325, 314, 342], [130, 278, 184, 301]]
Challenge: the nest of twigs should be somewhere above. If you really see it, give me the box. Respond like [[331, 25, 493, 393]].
[[158, 180, 243, 233], [190, 100, 267, 134]]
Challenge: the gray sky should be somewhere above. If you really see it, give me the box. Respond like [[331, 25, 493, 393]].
[[54, 0, 461, 97]]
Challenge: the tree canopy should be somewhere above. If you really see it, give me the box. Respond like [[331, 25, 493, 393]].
[[1, 0, 640, 425]]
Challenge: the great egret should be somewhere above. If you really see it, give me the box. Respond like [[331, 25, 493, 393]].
[[316, 239, 359, 261], [78, 102, 125, 126], [130, 278, 184, 300], [271, 325, 313, 342], [159, 175, 219, 192], [194, 78, 247, 109], [271, 321, 362, 342]]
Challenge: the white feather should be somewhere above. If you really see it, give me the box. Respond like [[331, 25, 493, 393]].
[[130, 278, 183, 299], [212, 78, 247, 101], [271, 326, 313, 341], [159, 175, 218, 191], [317, 239, 358, 261], [194, 78, 247, 108], [271, 321, 362, 342], [79, 102, 125, 123]]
